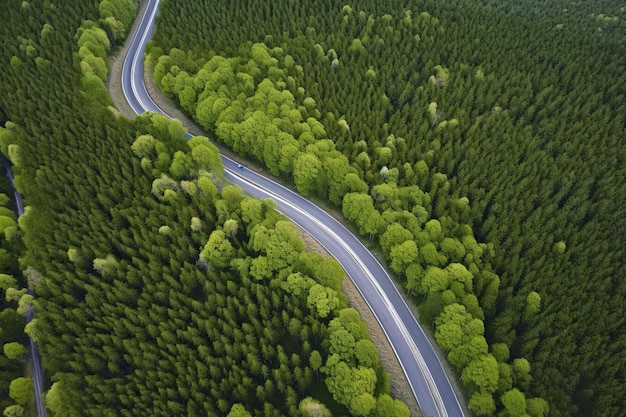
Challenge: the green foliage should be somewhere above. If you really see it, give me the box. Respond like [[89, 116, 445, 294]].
[[4, 0, 623, 414], [342, 193, 382, 238], [461, 354, 499, 393], [8, 377, 33, 406], [552, 241, 566, 254], [200, 229, 235, 269], [309, 351, 322, 372], [2, 405, 25, 417], [98, 0, 136, 40], [500, 389, 527, 417], [526, 397, 550, 417], [468, 391, 496, 416], [389, 240, 418, 274], [0, 274, 17, 291], [354, 339, 380, 369], [307, 284, 339, 319], [146, 0, 626, 413], [5, 288, 26, 303], [227, 404, 252, 417], [0, 310, 25, 346], [0, 1, 407, 415], [379, 395, 411, 417], [323, 358, 377, 415], [294, 252, 344, 293], [3, 342, 26, 360], [298, 397, 331, 417], [294, 153, 321, 196], [44, 381, 80, 417]]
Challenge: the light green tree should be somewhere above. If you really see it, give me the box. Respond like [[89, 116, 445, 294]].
[[0, 274, 17, 291], [420, 242, 447, 266], [354, 339, 380, 368], [422, 266, 450, 293], [448, 335, 488, 369], [298, 397, 331, 417], [279, 142, 300, 174], [3, 342, 27, 360], [500, 389, 528, 417], [2, 405, 25, 417], [491, 342, 510, 362], [92, 254, 118, 277], [200, 230, 235, 269], [553, 241, 566, 254], [9, 377, 33, 405], [151, 174, 178, 199], [23, 320, 39, 342], [405, 263, 425, 295], [324, 156, 353, 205], [223, 218, 239, 240], [468, 390, 496, 416], [281, 272, 315, 298], [307, 284, 339, 318], [523, 291, 542, 322], [309, 350, 323, 381], [323, 359, 377, 414], [527, 397, 550, 417], [446, 263, 474, 294], [250, 221, 304, 272], [5, 287, 26, 302], [226, 403, 252, 417], [67, 248, 82, 263], [440, 237, 466, 262], [17, 294, 34, 317], [294, 153, 322, 196], [169, 150, 194, 179], [372, 394, 410, 417], [189, 136, 223, 174], [45, 381, 81, 417], [328, 328, 356, 359], [435, 303, 482, 353], [461, 354, 499, 393], [380, 223, 413, 255], [329, 308, 369, 342], [189, 217, 202, 232], [342, 193, 382, 239], [389, 240, 419, 274], [350, 392, 376, 416], [424, 219, 444, 242], [512, 357, 532, 390]]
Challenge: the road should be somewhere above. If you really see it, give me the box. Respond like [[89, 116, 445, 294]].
[[2, 157, 46, 417], [122, 1, 465, 416]]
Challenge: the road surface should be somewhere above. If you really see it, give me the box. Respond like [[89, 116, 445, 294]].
[[122, 1, 465, 416], [2, 157, 46, 417]]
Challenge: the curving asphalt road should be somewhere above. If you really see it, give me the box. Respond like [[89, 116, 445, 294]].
[[122, 1, 465, 416], [2, 157, 46, 417]]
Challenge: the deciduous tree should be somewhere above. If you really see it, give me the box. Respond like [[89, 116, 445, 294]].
[[9, 377, 33, 406]]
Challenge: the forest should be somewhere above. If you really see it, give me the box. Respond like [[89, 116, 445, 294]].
[[0, 0, 410, 416], [0, 161, 29, 416], [144, 0, 626, 416]]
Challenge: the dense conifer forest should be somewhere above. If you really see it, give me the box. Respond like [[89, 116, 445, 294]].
[[0, 0, 411, 416], [0, 166, 29, 415], [146, 0, 626, 416]]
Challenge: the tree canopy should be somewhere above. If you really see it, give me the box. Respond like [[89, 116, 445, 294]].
[[144, 0, 626, 415]]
